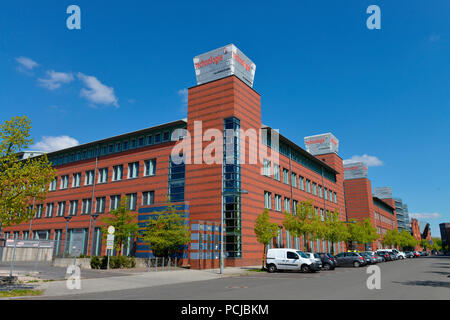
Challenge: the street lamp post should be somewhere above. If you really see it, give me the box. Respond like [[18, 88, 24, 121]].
[[220, 188, 248, 275], [90, 213, 100, 257], [63, 216, 72, 258]]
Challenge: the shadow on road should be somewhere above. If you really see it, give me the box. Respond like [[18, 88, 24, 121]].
[[393, 280, 450, 289]]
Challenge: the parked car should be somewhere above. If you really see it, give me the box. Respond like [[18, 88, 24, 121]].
[[419, 251, 429, 256], [413, 251, 420, 257], [388, 252, 399, 260], [334, 252, 367, 267], [304, 252, 323, 269], [376, 251, 392, 261], [316, 252, 337, 270], [362, 251, 380, 263], [266, 248, 321, 273], [391, 249, 406, 259], [404, 251, 414, 258], [374, 251, 386, 262]]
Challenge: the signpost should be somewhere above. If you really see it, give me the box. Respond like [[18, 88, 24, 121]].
[[106, 226, 115, 269]]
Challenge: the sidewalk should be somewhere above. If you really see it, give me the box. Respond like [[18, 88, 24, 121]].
[[32, 265, 261, 298]]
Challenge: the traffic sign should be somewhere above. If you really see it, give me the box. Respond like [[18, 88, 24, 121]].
[[106, 234, 115, 250], [108, 226, 115, 234]]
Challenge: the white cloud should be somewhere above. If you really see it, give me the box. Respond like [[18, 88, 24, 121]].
[[33, 136, 79, 152], [343, 154, 383, 167], [409, 213, 442, 220], [38, 70, 74, 90], [77, 72, 119, 107], [15, 56, 39, 70]]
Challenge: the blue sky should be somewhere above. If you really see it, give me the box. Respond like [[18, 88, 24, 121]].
[[1, 1, 449, 237]]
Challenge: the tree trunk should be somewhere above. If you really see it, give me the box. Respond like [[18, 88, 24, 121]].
[[262, 244, 266, 270]]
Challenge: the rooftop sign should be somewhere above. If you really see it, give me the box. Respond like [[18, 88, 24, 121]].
[[304, 133, 339, 156], [344, 162, 368, 180], [193, 44, 256, 87], [373, 187, 393, 199]]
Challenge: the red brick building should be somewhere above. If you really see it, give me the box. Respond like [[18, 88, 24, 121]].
[[343, 164, 397, 250], [1, 44, 348, 268]]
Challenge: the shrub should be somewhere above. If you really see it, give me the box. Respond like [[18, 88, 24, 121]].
[[90, 256, 102, 269], [91, 255, 136, 269]]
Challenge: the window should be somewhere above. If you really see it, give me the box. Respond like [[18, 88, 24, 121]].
[[283, 168, 289, 184], [98, 168, 108, 184], [85, 170, 94, 185], [45, 203, 54, 218], [299, 176, 304, 190], [142, 191, 155, 206], [264, 191, 272, 209], [275, 195, 282, 212], [126, 193, 137, 211], [313, 183, 317, 196], [60, 175, 69, 189], [284, 198, 291, 213], [274, 165, 280, 181], [96, 197, 106, 213], [306, 179, 311, 193], [293, 200, 298, 214], [112, 165, 123, 181], [82, 199, 92, 214], [261, 159, 270, 176], [291, 173, 297, 188], [123, 140, 129, 151], [163, 131, 170, 141], [116, 142, 122, 152], [69, 200, 78, 216], [130, 139, 136, 149], [334, 192, 337, 203], [128, 162, 139, 179], [154, 133, 161, 143], [318, 185, 323, 198], [110, 195, 121, 211], [72, 173, 81, 188], [287, 251, 298, 259], [147, 135, 153, 145], [57, 202, 66, 217], [35, 204, 43, 219], [329, 189, 333, 202], [138, 137, 144, 147], [49, 178, 57, 191], [320, 209, 324, 221], [144, 159, 156, 176], [324, 188, 328, 200], [108, 144, 114, 153]]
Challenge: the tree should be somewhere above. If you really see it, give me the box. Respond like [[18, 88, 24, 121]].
[[382, 229, 400, 248], [420, 239, 429, 251], [254, 208, 278, 269], [360, 218, 379, 250], [0, 116, 56, 230], [323, 210, 349, 254], [346, 219, 366, 250], [398, 229, 417, 251], [100, 197, 139, 256], [140, 200, 190, 258], [283, 200, 315, 251]]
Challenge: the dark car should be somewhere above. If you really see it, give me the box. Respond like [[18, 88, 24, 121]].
[[376, 251, 391, 261], [334, 252, 367, 267], [361, 252, 377, 264], [404, 251, 414, 258], [388, 252, 399, 260], [317, 252, 337, 270]]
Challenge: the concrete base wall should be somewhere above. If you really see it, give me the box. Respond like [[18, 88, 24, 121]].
[[53, 258, 92, 269], [0, 247, 53, 262]]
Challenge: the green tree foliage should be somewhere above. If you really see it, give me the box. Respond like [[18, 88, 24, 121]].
[[346, 219, 365, 249], [361, 218, 379, 248], [323, 210, 349, 254], [0, 116, 56, 228], [140, 200, 190, 258], [100, 197, 139, 256], [254, 208, 279, 269], [283, 200, 322, 252], [430, 238, 442, 252], [382, 229, 400, 248], [398, 229, 418, 250]]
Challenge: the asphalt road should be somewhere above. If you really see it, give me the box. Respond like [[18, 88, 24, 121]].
[[38, 255, 450, 300]]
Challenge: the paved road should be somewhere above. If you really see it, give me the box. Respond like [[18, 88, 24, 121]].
[[35, 256, 450, 300]]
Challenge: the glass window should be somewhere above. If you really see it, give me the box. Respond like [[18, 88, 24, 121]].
[[126, 193, 137, 211], [96, 197, 106, 213], [275, 195, 282, 212], [264, 191, 272, 209], [313, 183, 317, 196], [154, 133, 161, 143], [142, 191, 154, 206], [82, 199, 92, 214], [85, 170, 94, 185], [49, 177, 57, 191], [283, 169, 289, 184], [113, 165, 123, 181], [144, 159, 156, 176], [69, 200, 78, 216], [45, 203, 54, 217], [299, 176, 304, 190], [128, 162, 139, 179], [98, 168, 108, 184], [273, 164, 280, 181], [60, 175, 69, 189], [72, 173, 81, 188], [57, 202, 66, 217]]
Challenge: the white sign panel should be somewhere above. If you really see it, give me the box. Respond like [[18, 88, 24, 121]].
[[304, 133, 339, 156], [106, 234, 115, 250], [344, 162, 368, 180], [193, 44, 256, 87]]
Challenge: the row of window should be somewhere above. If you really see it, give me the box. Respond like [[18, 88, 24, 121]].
[[47, 126, 184, 167], [264, 191, 331, 220], [49, 159, 156, 191], [374, 211, 395, 227], [262, 160, 338, 204], [30, 191, 155, 218]]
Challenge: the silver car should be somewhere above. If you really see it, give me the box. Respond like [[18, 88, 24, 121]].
[[304, 252, 323, 269]]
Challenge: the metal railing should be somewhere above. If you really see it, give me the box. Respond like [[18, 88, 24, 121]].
[[146, 257, 182, 272]]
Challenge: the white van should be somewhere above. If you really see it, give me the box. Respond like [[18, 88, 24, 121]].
[[266, 248, 321, 273]]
